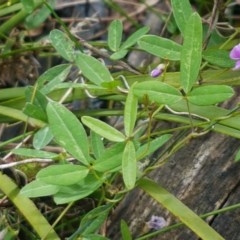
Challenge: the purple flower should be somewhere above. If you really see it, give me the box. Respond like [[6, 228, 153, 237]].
[[230, 43, 240, 70], [147, 215, 167, 230], [150, 64, 165, 78]]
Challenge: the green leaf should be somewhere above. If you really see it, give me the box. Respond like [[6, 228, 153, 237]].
[[136, 134, 172, 159], [37, 164, 89, 186], [122, 141, 136, 190], [108, 19, 123, 51], [124, 85, 138, 136], [180, 12, 202, 93], [25, 86, 48, 110], [138, 178, 224, 240], [82, 116, 125, 142], [47, 101, 89, 165], [93, 143, 125, 172], [33, 126, 53, 150], [90, 131, 105, 159], [75, 53, 113, 86], [110, 49, 128, 60], [12, 148, 58, 159], [54, 173, 102, 204], [24, 1, 54, 29], [21, 0, 34, 13], [121, 26, 150, 49], [80, 205, 111, 235], [133, 81, 182, 105], [40, 65, 72, 94], [49, 29, 75, 62], [235, 148, 240, 162], [171, 0, 193, 34], [138, 35, 182, 61], [120, 220, 132, 240], [202, 49, 235, 68], [20, 180, 60, 198], [36, 64, 71, 89], [187, 85, 234, 106], [23, 103, 47, 121], [0, 173, 60, 240]]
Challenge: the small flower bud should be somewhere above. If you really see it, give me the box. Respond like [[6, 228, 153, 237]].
[[150, 64, 166, 78]]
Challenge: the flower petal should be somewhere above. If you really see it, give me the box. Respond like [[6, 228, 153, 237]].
[[150, 68, 162, 78], [233, 60, 240, 70], [230, 44, 240, 60]]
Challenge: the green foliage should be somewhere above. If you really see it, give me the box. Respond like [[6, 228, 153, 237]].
[[180, 12, 202, 93], [47, 101, 90, 165], [109, 25, 150, 60], [133, 81, 182, 105], [36, 164, 89, 186], [203, 49, 235, 68], [1, 0, 240, 239], [187, 85, 234, 105], [108, 19, 123, 51], [75, 53, 113, 85], [24, 0, 55, 29], [171, 0, 193, 34], [82, 116, 126, 142], [122, 140, 137, 190], [124, 85, 138, 137], [49, 29, 75, 62], [138, 35, 182, 60], [121, 220, 132, 240]]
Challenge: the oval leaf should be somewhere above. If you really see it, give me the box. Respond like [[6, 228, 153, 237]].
[[110, 49, 128, 60], [187, 85, 234, 106], [90, 131, 105, 159], [171, 0, 193, 34], [93, 143, 125, 172], [203, 49, 235, 68], [82, 116, 125, 142], [49, 29, 75, 61], [21, 0, 34, 13], [121, 220, 132, 240], [75, 53, 113, 86], [25, 3, 52, 29], [180, 12, 202, 93], [20, 180, 60, 198], [36, 64, 71, 88], [124, 85, 138, 137], [37, 164, 89, 186], [122, 141, 136, 190], [121, 26, 150, 50], [33, 126, 53, 150], [23, 103, 47, 122], [47, 101, 89, 165], [54, 174, 102, 204], [40, 64, 72, 94], [108, 19, 123, 51], [12, 148, 58, 159], [138, 35, 182, 61], [133, 81, 182, 105]]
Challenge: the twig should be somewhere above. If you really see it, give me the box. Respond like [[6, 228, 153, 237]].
[[0, 158, 53, 169]]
